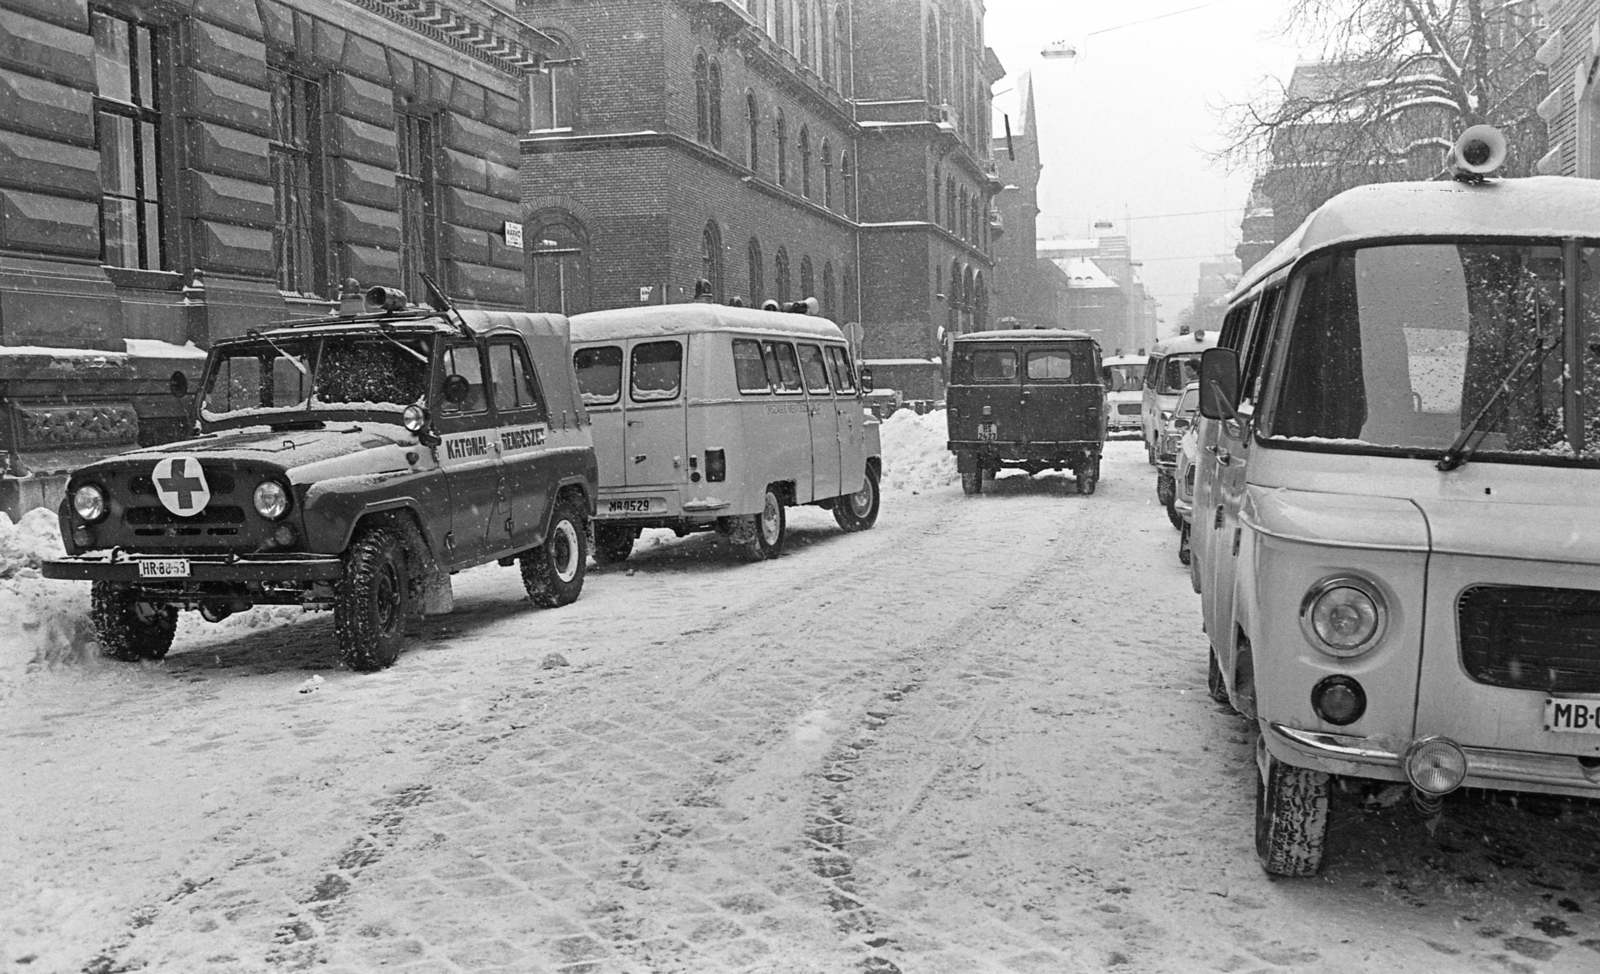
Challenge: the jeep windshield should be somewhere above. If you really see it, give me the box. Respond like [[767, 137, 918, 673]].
[[1266, 241, 1600, 465], [201, 333, 433, 428]]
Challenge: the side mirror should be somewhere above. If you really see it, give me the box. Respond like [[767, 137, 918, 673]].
[[168, 370, 190, 398], [442, 373, 470, 405], [1198, 347, 1240, 421], [858, 366, 875, 394]]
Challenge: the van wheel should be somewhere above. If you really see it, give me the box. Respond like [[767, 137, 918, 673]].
[[741, 487, 785, 560], [1255, 736, 1330, 877], [1179, 523, 1193, 566], [523, 501, 589, 607], [1167, 495, 1184, 530], [1147, 439, 1157, 466], [335, 528, 411, 672], [834, 465, 881, 532], [1206, 647, 1231, 704], [960, 471, 983, 495], [593, 522, 637, 565], [92, 582, 177, 661], [1075, 457, 1099, 495]]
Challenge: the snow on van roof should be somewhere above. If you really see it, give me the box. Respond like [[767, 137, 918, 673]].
[[1148, 331, 1217, 355], [953, 328, 1095, 342], [569, 303, 846, 342], [1233, 176, 1600, 299], [1102, 354, 1147, 365]]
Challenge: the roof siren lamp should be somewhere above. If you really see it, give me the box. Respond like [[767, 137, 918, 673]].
[[1448, 125, 1507, 182]]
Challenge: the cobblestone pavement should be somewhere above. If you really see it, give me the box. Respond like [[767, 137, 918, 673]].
[[5, 443, 1600, 974]]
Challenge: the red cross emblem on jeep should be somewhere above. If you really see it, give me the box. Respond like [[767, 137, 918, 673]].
[[152, 455, 210, 517]]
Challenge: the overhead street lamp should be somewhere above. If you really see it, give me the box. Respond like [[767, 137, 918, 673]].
[[1039, 0, 1227, 61]]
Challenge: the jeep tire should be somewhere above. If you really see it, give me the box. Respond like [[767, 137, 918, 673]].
[[92, 582, 177, 661], [833, 465, 880, 532], [593, 522, 637, 565], [1075, 456, 1100, 495], [1255, 737, 1331, 877], [523, 500, 588, 607], [335, 527, 411, 672], [961, 470, 983, 495]]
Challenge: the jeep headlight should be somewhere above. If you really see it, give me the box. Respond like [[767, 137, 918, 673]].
[[1300, 575, 1386, 657], [253, 480, 291, 521], [72, 483, 108, 523]]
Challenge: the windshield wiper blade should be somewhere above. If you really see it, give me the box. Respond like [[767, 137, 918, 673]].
[[246, 328, 310, 377], [1437, 333, 1561, 472]]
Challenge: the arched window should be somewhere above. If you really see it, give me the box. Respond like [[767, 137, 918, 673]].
[[932, 165, 941, 224], [775, 247, 791, 304], [819, 4, 832, 82], [947, 259, 961, 335], [959, 188, 969, 240], [747, 238, 764, 302], [962, 265, 976, 330], [701, 221, 723, 301], [840, 151, 853, 218], [751, 0, 767, 35], [694, 52, 709, 144], [945, 177, 955, 231], [799, 125, 811, 198], [708, 61, 722, 149], [821, 139, 832, 208], [925, 14, 940, 106], [974, 271, 988, 331], [800, 255, 814, 300], [528, 211, 590, 315], [745, 91, 759, 170], [842, 265, 856, 322], [832, 5, 848, 90], [529, 34, 578, 132], [776, 111, 788, 186], [798, 0, 810, 66], [774, 0, 786, 50], [822, 261, 835, 319]]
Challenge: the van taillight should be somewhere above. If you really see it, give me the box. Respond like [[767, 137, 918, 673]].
[[706, 449, 726, 482]]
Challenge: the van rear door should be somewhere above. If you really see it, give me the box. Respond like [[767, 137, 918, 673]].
[[624, 339, 688, 488], [1020, 345, 1096, 444], [574, 344, 626, 488], [948, 344, 1021, 443], [798, 343, 842, 499]]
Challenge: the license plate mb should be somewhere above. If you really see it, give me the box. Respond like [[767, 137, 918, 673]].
[[977, 423, 999, 441], [605, 497, 662, 515], [138, 558, 191, 579], [1544, 698, 1600, 734]]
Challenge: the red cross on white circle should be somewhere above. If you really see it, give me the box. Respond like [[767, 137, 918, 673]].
[[152, 455, 211, 517]]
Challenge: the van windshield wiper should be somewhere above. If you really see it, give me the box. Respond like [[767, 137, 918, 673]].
[[246, 328, 310, 377], [1436, 331, 1562, 472]]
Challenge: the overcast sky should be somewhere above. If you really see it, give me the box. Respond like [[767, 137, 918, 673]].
[[985, 0, 1307, 335]]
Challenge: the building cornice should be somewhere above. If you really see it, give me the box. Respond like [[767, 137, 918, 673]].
[[352, 0, 555, 75]]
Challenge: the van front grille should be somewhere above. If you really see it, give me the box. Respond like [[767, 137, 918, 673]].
[[1458, 586, 1600, 693]]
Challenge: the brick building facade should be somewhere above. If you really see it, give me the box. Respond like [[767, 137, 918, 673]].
[[517, 0, 1003, 402], [0, 0, 557, 512]]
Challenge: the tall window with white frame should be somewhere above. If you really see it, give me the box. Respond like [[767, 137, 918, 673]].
[[530, 38, 577, 132], [799, 125, 811, 198], [701, 221, 723, 301], [746, 91, 760, 170], [93, 9, 165, 271], [269, 67, 327, 295], [709, 60, 723, 149], [396, 114, 439, 301], [821, 139, 832, 209], [776, 111, 788, 186]]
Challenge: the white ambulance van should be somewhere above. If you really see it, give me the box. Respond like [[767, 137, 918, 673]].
[[1193, 126, 1600, 877], [569, 303, 882, 562]]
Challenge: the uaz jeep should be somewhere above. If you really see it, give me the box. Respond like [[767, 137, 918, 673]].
[[43, 286, 599, 671]]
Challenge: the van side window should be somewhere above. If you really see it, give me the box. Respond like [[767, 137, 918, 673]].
[[969, 349, 1017, 382], [797, 344, 832, 394], [1241, 288, 1283, 405], [1026, 350, 1073, 380], [631, 341, 683, 402], [441, 343, 487, 415], [733, 339, 771, 394], [1144, 356, 1158, 387], [826, 345, 856, 393], [573, 346, 623, 405], [765, 341, 803, 393], [488, 340, 547, 420]]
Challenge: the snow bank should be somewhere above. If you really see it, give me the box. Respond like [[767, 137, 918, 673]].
[[0, 510, 98, 692], [878, 408, 958, 494]]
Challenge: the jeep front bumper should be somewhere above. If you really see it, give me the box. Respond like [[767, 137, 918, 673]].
[[42, 551, 344, 583]]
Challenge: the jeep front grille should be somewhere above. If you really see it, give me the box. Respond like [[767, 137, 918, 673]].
[[1458, 586, 1600, 693]]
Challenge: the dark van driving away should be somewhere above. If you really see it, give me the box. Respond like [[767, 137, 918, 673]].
[[945, 329, 1106, 495]]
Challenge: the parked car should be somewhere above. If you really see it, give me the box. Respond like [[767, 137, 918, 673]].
[[1101, 352, 1147, 436], [1192, 126, 1600, 876], [1155, 381, 1200, 529], [1142, 330, 1217, 464], [1174, 416, 1198, 571], [568, 303, 881, 563], [945, 329, 1106, 495], [42, 287, 599, 671]]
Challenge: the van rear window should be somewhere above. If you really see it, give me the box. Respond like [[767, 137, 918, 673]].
[[574, 346, 623, 405], [963, 349, 1017, 382], [1026, 350, 1074, 380], [733, 339, 770, 393], [631, 341, 682, 402]]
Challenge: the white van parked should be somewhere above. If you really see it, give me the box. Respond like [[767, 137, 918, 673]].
[[1142, 330, 1217, 463], [1100, 353, 1147, 435], [569, 303, 882, 562], [1193, 126, 1600, 877]]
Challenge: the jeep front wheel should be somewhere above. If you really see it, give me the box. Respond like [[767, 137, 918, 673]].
[[335, 527, 411, 672], [92, 582, 177, 661], [523, 501, 588, 607]]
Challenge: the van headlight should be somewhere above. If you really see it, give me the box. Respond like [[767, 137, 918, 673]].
[[72, 483, 108, 523], [253, 480, 291, 520], [1299, 575, 1387, 657]]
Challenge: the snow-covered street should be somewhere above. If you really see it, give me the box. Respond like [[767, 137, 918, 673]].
[[4, 421, 1600, 974]]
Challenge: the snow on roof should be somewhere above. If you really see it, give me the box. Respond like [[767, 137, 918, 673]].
[[864, 358, 941, 366], [955, 328, 1095, 343], [1234, 176, 1600, 299], [1149, 331, 1218, 355], [1103, 353, 1148, 365], [1051, 257, 1119, 290], [570, 303, 845, 342]]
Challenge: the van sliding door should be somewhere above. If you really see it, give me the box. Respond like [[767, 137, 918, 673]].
[[625, 339, 687, 488]]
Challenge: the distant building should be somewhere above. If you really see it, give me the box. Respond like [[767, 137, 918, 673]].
[[1038, 230, 1156, 355], [988, 71, 1056, 332]]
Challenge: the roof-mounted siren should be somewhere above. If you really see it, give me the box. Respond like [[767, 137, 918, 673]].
[[1448, 125, 1507, 182], [365, 286, 409, 313]]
